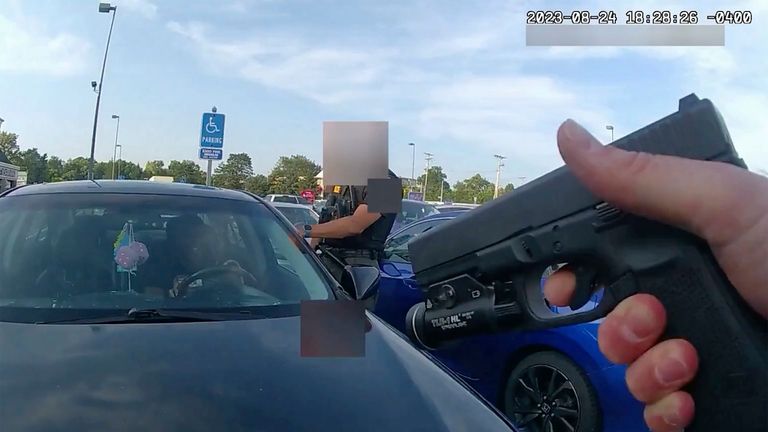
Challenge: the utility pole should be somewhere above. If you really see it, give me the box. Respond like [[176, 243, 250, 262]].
[[493, 154, 506, 199], [423, 152, 433, 200], [440, 173, 445, 203], [111, 114, 120, 179], [408, 143, 415, 193], [606, 125, 614, 142]]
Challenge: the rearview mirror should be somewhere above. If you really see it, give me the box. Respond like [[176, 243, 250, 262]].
[[340, 265, 380, 300]]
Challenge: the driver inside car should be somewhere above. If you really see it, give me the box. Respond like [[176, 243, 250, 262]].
[[142, 215, 246, 299]]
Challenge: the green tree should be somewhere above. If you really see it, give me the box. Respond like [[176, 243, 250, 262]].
[[168, 160, 205, 184], [62, 157, 90, 181], [116, 160, 143, 180], [47, 156, 64, 182], [245, 174, 270, 195], [0, 131, 20, 165], [144, 160, 168, 178], [452, 174, 495, 204], [16, 148, 48, 184], [213, 153, 254, 190], [502, 182, 515, 195], [415, 166, 451, 201], [93, 161, 112, 179], [267, 155, 321, 194]]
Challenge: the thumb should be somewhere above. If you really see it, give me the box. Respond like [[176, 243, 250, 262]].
[[556, 119, 768, 248]]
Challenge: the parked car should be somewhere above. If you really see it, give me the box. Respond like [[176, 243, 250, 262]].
[[264, 194, 312, 208], [436, 204, 475, 213], [0, 181, 518, 432], [312, 199, 327, 214], [391, 199, 440, 234], [270, 201, 320, 226], [374, 212, 646, 432]]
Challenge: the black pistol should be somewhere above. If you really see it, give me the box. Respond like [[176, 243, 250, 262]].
[[406, 94, 767, 432]]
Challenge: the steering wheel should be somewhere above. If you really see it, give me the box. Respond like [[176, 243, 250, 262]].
[[171, 261, 259, 298]]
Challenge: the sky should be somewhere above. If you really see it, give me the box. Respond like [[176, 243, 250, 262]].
[[0, 0, 766, 187]]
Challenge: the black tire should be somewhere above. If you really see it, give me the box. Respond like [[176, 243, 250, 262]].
[[503, 351, 602, 432]]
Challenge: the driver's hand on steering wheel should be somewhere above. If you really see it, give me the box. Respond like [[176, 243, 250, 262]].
[[169, 274, 192, 298]]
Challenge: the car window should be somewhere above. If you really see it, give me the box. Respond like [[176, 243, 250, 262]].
[[397, 201, 440, 225], [0, 193, 333, 323], [273, 196, 297, 203], [276, 207, 319, 225], [384, 219, 445, 263], [297, 197, 310, 205]]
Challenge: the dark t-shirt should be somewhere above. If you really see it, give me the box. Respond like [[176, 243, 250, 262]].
[[324, 187, 397, 252]]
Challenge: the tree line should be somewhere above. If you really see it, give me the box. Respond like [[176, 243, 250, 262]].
[[1, 130, 514, 203]]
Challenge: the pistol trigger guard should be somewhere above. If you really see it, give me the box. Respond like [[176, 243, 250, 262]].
[[569, 265, 597, 311]]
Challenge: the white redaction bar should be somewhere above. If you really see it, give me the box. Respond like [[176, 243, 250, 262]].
[[526, 24, 724, 46]]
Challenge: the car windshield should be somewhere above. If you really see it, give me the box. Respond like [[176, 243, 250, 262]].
[[0, 192, 333, 323], [276, 206, 319, 225], [273, 196, 296, 203], [397, 201, 440, 224]]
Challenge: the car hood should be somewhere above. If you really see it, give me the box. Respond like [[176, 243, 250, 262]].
[[0, 314, 514, 432]]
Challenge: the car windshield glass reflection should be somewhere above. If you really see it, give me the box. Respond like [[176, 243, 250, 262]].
[[0, 193, 332, 321]]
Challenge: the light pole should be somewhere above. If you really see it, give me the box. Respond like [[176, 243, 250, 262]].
[[0, 117, 4, 131], [116, 144, 122, 179], [408, 142, 415, 193], [423, 152, 433, 200], [493, 154, 506, 199], [439, 172, 445, 203], [88, 2, 118, 180], [111, 114, 120, 179], [606, 125, 614, 142]]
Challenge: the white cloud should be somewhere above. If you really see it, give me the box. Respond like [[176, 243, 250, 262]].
[[167, 21, 401, 105], [164, 0, 768, 178], [117, 0, 158, 19], [417, 75, 613, 174], [0, 14, 91, 76]]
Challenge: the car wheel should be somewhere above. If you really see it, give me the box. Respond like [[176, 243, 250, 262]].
[[503, 351, 601, 432]]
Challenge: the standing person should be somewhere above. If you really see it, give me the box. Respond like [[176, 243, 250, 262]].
[[300, 170, 400, 306]]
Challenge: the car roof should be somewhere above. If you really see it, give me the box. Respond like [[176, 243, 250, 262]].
[[271, 202, 316, 210], [402, 199, 436, 205], [2, 180, 258, 202], [388, 211, 463, 239], [419, 211, 464, 221]]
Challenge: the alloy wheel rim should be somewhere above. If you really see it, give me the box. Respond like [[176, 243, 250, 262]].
[[507, 364, 581, 432]]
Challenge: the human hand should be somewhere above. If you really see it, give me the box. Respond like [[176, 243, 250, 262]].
[[309, 237, 321, 249], [543, 119, 768, 431]]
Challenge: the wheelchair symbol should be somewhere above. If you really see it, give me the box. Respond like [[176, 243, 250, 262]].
[[205, 116, 220, 134]]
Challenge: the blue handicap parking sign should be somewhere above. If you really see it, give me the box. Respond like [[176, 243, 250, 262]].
[[200, 113, 225, 149]]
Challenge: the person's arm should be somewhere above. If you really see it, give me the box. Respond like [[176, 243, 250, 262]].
[[307, 204, 382, 239]]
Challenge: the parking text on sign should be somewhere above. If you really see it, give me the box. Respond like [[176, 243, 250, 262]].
[[201, 137, 223, 145]]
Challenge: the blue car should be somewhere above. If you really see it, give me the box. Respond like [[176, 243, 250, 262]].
[[390, 199, 441, 235], [375, 212, 646, 432]]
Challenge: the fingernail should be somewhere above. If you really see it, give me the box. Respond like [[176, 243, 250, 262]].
[[562, 119, 596, 150], [618, 305, 657, 342], [662, 411, 683, 427], [655, 356, 689, 386]]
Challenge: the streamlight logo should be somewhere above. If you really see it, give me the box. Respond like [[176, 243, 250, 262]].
[[430, 312, 474, 330]]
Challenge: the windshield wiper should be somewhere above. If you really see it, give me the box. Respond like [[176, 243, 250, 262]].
[[35, 308, 265, 324]]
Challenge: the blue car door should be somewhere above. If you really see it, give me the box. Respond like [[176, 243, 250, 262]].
[[376, 218, 447, 334]]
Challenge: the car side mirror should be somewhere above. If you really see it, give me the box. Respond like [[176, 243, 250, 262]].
[[340, 265, 380, 300]]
